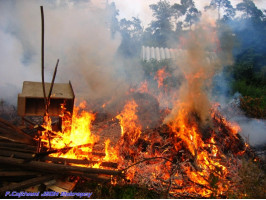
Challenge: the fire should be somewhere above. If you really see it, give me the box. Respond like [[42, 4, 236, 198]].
[[163, 101, 230, 196], [36, 19, 250, 198], [42, 101, 98, 160], [137, 80, 148, 93], [103, 139, 118, 162], [116, 99, 141, 144], [154, 66, 170, 89]]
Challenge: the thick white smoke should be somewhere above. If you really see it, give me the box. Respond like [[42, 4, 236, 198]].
[[0, 0, 130, 106]]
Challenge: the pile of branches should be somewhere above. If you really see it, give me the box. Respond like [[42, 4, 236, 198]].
[[117, 111, 258, 198]]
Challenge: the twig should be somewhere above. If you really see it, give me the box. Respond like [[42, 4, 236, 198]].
[[123, 156, 174, 172]]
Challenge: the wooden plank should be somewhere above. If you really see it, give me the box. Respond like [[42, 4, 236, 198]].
[[0, 175, 56, 194], [48, 185, 68, 193], [20, 81, 74, 99], [53, 179, 77, 191]]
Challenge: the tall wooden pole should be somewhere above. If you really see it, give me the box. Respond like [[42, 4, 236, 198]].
[[40, 6, 47, 111]]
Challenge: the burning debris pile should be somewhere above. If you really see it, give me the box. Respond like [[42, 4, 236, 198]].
[[0, 7, 264, 199], [0, 94, 258, 198]]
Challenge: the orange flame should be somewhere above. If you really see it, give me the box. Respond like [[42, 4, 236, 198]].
[[116, 100, 141, 144], [154, 66, 170, 89], [42, 101, 98, 160]]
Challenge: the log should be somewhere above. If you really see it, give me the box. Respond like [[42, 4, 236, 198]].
[[0, 171, 39, 177], [0, 142, 37, 151], [33, 142, 95, 157], [0, 175, 56, 194], [0, 156, 122, 176], [0, 149, 118, 169], [84, 174, 111, 182], [0, 146, 36, 154]]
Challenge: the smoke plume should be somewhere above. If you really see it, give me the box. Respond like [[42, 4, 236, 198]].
[[0, 0, 132, 106], [164, 12, 234, 124]]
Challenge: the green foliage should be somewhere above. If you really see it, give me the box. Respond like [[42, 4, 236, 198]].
[[118, 17, 143, 58], [141, 59, 181, 90], [172, 0, 201, 30], [226, 47, 266, 118], [141, 59, 173, 76], [239, 96, 266, 118], [205, 0, 235, 21], [149, 0, 174, 47], [236, 0, 264, 20], [231, 79, 266, 118]]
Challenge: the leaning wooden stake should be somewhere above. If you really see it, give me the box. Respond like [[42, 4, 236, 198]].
[[47, 59, 59, 104]]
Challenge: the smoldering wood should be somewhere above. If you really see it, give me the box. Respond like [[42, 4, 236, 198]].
[[0, 174, 56, 194], [0, 156, 122, 176]]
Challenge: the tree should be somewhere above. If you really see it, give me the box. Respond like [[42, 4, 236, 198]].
[[119, 17, 143, 40], [149, 0, 174, 46], [236, 0, 264, 20], [172, 2, 186, 22], [172, 0, 201, 30], [106, 2, 120, 39], [205, 0, 235, 21], [118, 17, 143, 57], [183, 0, 201, 29]]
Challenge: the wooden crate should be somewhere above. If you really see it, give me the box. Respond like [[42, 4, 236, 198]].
[[17, 81, 75, 116]]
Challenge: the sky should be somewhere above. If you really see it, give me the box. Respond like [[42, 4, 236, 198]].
[[91, 0, 266, 27]]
